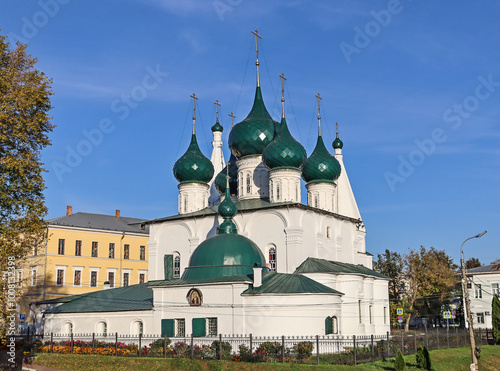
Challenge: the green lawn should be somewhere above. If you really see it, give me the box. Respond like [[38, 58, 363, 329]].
[[30, 345, 500, 371]]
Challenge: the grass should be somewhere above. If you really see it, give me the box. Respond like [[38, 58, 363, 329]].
[[30, 345, 500, 371]]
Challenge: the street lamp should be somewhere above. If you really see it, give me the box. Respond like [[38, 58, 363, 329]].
[[460, 230, 487, 371]]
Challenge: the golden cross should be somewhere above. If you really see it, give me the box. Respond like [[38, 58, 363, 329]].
[[279, 73, 287, 118], [228, 112, 236, 128], [251, 29, 262, 86], [336, 122, 339, 137], [214, 99, 221, 122], [315, 93, 322, 135], [190, 93, 198, 133]]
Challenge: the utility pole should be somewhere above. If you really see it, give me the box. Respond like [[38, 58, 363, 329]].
[[461, 231, 487, 371]]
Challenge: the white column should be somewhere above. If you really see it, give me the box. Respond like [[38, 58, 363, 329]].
[[208, 130, 226, 206], [268, 169, 301, 203], [178, 183, 210, 214], [236, 156, 269, 200]]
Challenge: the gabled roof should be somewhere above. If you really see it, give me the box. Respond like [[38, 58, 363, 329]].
[[242, 271, 343, 295], [295, 258, 390, 280], [145, 199, 362, 225], [43, 284, 153, 314], [48, 212, 148, 234], [466, 260, 500, 274]]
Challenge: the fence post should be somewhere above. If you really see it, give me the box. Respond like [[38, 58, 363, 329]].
[[316, 335, 320, 365], [425, 326, 428, 348], [50, 332, 53, 353], [163, 335, 167, 358], [353, 335, 357, 366], [219, 334, 222, 360], [455, 326, 458, 348], [70, 332, 74, 354], [436, 327, 439, 350], [281, 335, 285, 363], [371, 334, 374, 363], [115, 332, 118, 356], [138, 333, 142, 357], [386, 331, 390, 358], [92, 333, 95, 355], [250, 334, 253, 362], [401, 329, 404, 354], [190, 333, 194, 359], [414, 329, 417, 353]]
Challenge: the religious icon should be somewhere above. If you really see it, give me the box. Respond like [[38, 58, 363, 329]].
[[188, 289, 202, 306]]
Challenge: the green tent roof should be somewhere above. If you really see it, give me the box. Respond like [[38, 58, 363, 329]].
[[243, 271, 343, 295], [295, 258, 390, 279], [43, 283, 153, 314]]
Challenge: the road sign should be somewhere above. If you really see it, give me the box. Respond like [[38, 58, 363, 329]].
[[443, 311, 451, 319], [451, 310, 456, 318], [397, 308, 403, 315], [397, 315, 403, 320], [20, 314, 25, 320]]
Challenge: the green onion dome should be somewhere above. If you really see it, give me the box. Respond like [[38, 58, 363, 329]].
[[332, 135, 343, 149], [215, 153, 238, 196], [182, 185, 266, 280], [302, 135, 341, 183], [262, 116, 307, 170], [173, 133, 214, 183], [211, 119, 223, 133], [228, 86, 277, 158]]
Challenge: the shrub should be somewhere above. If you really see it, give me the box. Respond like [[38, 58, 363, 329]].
[[394, 349, 405, 371], [293, 341, 313, 361], [422, 347, 431, 370], [416, 346, 424, 368], [211, 340, 232, 359]]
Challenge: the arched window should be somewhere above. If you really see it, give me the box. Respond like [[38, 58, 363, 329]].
[[295, 183, 299, 201], [325, 316, 338, 335], [173, 253, 181, 278], [246, 173, 252, 194], [314, 195, 318, 208], [276, 184, 280, 201], [268, 247, 277, 272], [270, 180, 273, 200], [96, 321, 107, 337], [332, 316, 338, 334], [326, 227, 331, 238], [63, 322, 73, 335], [239, 173, 243, 196], [184, 196, 188, 213], [131, 320, 143, 335]]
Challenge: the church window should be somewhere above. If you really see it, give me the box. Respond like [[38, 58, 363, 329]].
[[269, 247, 277, 272], [314, 195, 318, 208], [207, 317, 218, 336], [96, 321, 107, 336], [384, 306, 387, 324], [184, 196, 188, 213], [246, 174, 252, 194], [332, 316, 338, 334], [369, 305, 373, 324], [295, 183, 299, 201], [131, 320, 143, 335], [270, 180, 273, 200], [239, 173, 243, 195], [176, 318, 185, 337], [326, 227, 331, 238], [358, 300, 362, 324], [276, 184, 280, 201], [325, 316, 338, 335], [173, 254, 181, 278], [63, 322, 73, 335]]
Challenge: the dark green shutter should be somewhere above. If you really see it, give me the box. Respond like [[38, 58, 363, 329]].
[[161, 319, 175, 337], [164, 254, 173, 280], [192, 318, 206, 337], [325, 316, 333, 335]]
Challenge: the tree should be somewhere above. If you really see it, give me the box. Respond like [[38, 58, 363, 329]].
[[394, 349, 406, 371], [493, 295, 500, 344], [465, 257, 481, 269], [374, 249, 405, 301], [0, 33, 54, 336], [403, 246, 457, 332]]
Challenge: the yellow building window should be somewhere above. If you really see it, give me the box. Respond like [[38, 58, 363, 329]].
[[91, 242, 98, 257], [109, 243, 115, 259], [140, 246, 146, 260], [75, 240, 82, 256], [124, 244, 130, 259], [58, 239, 65, 255]]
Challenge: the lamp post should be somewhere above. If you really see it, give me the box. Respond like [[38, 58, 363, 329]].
[[460, 230, 487, 371]]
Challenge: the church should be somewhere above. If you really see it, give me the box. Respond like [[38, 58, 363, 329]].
[[41, 33, 390, 338]]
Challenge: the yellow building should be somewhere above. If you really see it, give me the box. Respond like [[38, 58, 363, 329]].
[[19, 206, 149, 332]]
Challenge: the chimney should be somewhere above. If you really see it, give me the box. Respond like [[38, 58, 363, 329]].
[[66, 206, 72, 216], [253, 266, 262, 288], [115, 210, 120, 219]]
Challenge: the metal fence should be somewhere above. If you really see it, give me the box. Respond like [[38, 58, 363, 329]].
[[30, 327, 495, 365]]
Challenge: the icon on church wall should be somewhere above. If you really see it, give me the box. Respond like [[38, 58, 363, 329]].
[[187, 288, 202, 306]]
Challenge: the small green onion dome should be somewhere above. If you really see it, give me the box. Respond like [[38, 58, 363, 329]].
[[262, 117, 307, 170], [332, 136, 343, 149], [182, 185, 266, 280], [302, 135, 341, 183], [211, 119, 223, 133], [228, 86, 277, 158], [215, 153, 238, 195], [173, 133, 215, 183]]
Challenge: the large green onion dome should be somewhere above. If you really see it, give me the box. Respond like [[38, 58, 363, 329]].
[[182, 184, 266, 280], [262, 116, 307, 170], [215, 153, 238, 196], [173, 133, 214, 183], [228, 86, 277, 158], [302, 134, 341, 183]]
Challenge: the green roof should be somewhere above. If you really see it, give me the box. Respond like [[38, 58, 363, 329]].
[[211, 120, 223, 132], [262, 116, 307, 170], [228, 86, 277, 158], [295, 258, 390, 279], [301, 135, 341, 183], [243, 271, 343, 295], [332, 136, 343, 150], [173, 133, 214, 183], [215, 153, 238, 196], [148, 275, 252, 287], [43, 283, 153, 314]]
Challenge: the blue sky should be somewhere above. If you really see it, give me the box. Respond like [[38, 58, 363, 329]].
[[2, 0, 499, 265]]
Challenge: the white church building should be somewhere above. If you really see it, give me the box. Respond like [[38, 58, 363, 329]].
[[41, 35, 390, 338]]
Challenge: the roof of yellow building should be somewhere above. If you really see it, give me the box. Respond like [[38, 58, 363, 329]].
[[48, 212, 148, 234]]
